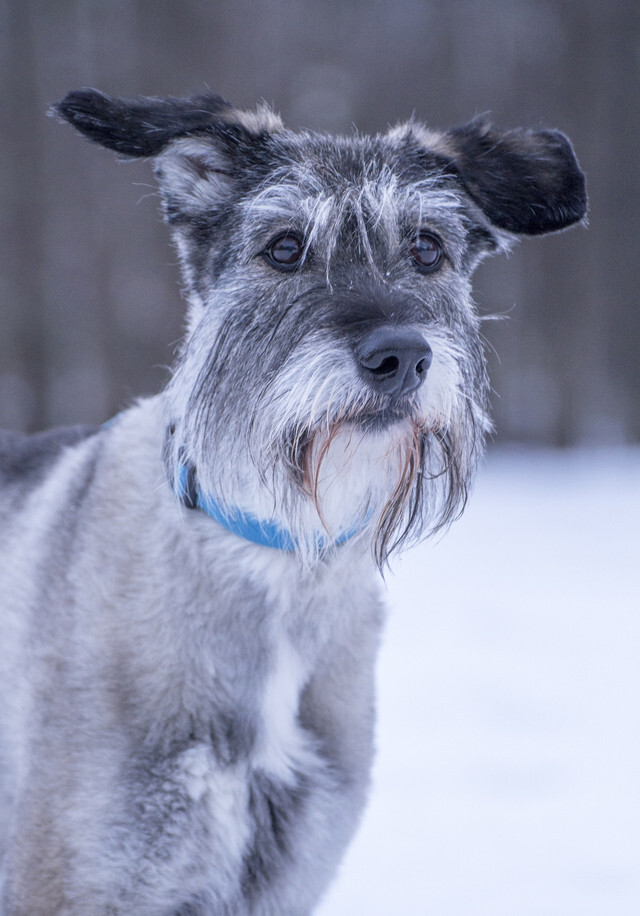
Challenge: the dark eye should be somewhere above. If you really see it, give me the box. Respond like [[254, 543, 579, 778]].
[[410, 232, 444, 273], [264, 233, 305, 271]]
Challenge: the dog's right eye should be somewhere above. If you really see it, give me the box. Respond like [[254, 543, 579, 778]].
[[264, 233, 305, 271]]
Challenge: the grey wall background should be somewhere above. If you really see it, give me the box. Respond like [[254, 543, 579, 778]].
[[1, 0, 637, 445]]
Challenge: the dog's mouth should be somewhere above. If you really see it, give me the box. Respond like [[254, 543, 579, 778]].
[[351, 400, 421, 431], [292, 412, 429, 565], [286, 397, 434, 482]]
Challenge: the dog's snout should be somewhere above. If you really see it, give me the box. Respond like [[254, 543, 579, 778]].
[[356, 326, 432, 397]]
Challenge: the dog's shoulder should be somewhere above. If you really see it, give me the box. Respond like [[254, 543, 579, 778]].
[[0, 425, 100, 490]]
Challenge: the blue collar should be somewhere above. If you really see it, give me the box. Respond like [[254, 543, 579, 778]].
[[174, 463, 362, 552]]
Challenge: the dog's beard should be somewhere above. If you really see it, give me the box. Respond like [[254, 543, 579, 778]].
[[299, 418, 427, 566], [286, 407, 481, 567], [171, 402, 483, 567], [172, 325, 488, 567]]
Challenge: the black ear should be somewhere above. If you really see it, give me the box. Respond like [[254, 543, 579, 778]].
[[51, 89, 236, 157], [445, 117, 587, 235]]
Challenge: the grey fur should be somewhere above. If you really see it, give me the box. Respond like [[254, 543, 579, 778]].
[[0, 91, 586, 914]]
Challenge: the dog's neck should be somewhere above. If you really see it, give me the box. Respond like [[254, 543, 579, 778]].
[[173, 461, 362, 553]]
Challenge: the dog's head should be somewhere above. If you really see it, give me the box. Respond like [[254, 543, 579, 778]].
[[54, 91, 586, 565]]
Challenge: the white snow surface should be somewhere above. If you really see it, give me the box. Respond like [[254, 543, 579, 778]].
[[318, 447, 640, 916]]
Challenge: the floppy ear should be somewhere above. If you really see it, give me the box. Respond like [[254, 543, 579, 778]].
[[444, 117, 587, 235], [52, 89, 283, 219], [51, 89, 240, 157]]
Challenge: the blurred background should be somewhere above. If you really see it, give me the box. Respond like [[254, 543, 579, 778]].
[[0, 0, 638, 444], [1, 3, 639, 915]]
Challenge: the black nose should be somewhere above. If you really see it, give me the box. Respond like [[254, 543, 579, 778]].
[[356, 326, 432, 397]]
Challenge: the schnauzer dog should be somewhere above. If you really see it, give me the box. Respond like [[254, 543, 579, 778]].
[[0, 90, 586, 914]]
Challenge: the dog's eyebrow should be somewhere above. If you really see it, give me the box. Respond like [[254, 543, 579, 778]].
[[241, 175, 472, 279], [244, 181, 316, 223]]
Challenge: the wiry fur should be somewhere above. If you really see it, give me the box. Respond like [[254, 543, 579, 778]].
[[160, 141, 496, 567], [0, 90, 586, 915]]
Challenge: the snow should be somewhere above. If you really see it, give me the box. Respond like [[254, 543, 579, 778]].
[[318, 447, 640, 916]]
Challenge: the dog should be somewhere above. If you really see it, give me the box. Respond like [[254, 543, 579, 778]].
[[0, 90, 586, 915]]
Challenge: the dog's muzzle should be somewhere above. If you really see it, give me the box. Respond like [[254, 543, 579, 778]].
[[355, 325, 432, 398]]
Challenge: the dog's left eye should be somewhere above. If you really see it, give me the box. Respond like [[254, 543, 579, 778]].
[[264, 233, 305, 271], [410, 232, 444, 273]]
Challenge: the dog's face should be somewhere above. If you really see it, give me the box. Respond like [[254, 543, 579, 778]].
[[55, 92, 586, 564]]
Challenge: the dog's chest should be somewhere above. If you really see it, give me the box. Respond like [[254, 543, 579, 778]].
[[138, 634, 319, 910], [253, 632, 309, 778], [182, 630, 310, 792]]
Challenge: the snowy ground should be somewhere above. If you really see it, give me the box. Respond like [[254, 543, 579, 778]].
[[318, 447, 640, 916]]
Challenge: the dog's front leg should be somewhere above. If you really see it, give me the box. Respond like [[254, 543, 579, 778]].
[[256, 568, 386, 914]]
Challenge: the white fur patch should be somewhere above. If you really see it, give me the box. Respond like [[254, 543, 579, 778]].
[[179, 744, 250, 863], [255, 635, 310, 780], [180, 743, 215, 803]]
